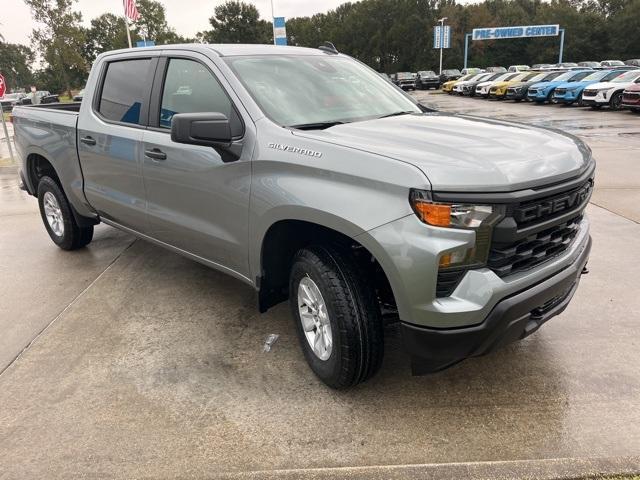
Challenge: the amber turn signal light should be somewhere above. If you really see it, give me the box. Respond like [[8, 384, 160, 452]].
[[413, 202, 451, 227]]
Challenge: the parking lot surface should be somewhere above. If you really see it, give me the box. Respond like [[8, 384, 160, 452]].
[[1, 94, 640, 479]]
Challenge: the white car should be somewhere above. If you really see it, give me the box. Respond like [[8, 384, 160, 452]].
[[451, 73, 489, 94], [474, 72, 520, 97], [581, 69, 640, 109]]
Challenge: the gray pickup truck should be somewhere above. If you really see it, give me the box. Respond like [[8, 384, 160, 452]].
[[13, 44, 593, 388]]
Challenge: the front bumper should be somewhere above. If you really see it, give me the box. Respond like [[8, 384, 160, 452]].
[[553, 89, 581, 103], [420, 80, 440, 88], [581, 90, 610, 106], [402, 234, 591, 374], [528, 90, 551, 102], [505, 87, 527, 100]]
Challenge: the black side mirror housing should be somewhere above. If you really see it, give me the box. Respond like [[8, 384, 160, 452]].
[[171, 112, 232, 148]]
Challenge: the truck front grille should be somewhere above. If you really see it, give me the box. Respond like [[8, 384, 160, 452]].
[[434, 176, 592, 296], [488, 215, 582, 277]]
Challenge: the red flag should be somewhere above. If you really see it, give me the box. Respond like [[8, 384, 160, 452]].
[[123, 0, 141, 21]]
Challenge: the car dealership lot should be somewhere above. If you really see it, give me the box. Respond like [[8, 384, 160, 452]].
[[1, 96, 640, 478]]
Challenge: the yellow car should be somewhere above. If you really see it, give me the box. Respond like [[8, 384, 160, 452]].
[[488, 71, 541, 99], [442, 74, 477, 94]]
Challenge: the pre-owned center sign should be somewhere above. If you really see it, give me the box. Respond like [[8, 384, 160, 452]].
[[472, 24, 559, 40]]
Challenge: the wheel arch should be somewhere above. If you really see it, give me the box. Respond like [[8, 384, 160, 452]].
[[256, 217, 398, 316]]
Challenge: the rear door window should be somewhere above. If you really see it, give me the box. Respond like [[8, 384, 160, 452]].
[[98, 58, 154, 125]]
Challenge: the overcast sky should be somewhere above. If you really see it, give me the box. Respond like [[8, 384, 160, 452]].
[[1, 0, 356, 46]]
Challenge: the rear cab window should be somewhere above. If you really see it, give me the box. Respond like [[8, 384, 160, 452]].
[[96, 58, 155, 125]]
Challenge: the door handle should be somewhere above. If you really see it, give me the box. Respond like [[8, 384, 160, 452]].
[[144, 148, 167, 161], [80, 136, 96, 146]]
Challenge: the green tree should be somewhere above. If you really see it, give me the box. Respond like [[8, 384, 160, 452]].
[[24, 0, 87, 96], [84, 13, 129, 64], [134, 0, 186, 44], [0, 43, 35, 91], [200, 1, 272, 44]]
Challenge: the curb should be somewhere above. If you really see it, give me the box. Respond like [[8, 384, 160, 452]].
[[211, 456, 640, 480]]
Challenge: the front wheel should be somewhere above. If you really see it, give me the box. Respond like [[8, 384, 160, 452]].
[[289, 245, 384, 389], [37, 176, 94, 250], [610, 91, 623, 110]]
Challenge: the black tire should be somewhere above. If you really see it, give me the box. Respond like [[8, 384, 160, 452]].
[[37, 176, 94, 250], [289, 245, 384, 389], [610, 91, 623, 110], [577, 92, 584, 107]]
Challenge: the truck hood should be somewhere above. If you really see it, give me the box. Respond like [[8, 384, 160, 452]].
[[295, 113, 591, 192]]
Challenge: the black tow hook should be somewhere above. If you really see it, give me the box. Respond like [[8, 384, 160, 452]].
[[581, 265, 589, 275]]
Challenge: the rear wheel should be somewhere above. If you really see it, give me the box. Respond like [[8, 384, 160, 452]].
[[37, 176, 94, 250], [609, 91, 623, 110], [289, 245, 384, 389]]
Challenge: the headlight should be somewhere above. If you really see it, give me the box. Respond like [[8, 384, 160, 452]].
[[409, 189, 505, 269]]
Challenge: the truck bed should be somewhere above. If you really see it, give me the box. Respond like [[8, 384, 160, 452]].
[[12, 102, 86, 212]]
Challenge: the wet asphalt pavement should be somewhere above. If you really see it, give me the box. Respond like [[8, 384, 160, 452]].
[[0, 93, 639, 479]]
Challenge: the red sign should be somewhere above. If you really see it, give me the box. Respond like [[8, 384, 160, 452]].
[[0, 74, 6, 98]]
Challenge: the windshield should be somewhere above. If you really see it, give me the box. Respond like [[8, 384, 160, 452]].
[[419, 71, 436, 76], [523, 72, 543, 81], [508, 73, 528, 81], [225, 55, 420, 127], [551, 71, 582, 82], [397, 72, 412, 79], [583, 70, 612, 82], [568, 71, 593, 82], [612, 70, 640, 82], [602, 70, 626, 82]]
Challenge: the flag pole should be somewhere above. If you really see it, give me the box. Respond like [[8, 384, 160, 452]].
[[125, 17, 133, 48]]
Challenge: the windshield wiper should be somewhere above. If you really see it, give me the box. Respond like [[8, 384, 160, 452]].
[[376, 111, 416, 119], [289, 121, 345, 130]]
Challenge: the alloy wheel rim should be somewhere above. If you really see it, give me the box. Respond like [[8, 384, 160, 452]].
[[298, 276, 333, 361], [43, 191, 64, 237]]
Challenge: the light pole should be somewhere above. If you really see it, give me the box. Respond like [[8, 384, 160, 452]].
[[438, 17, 448, 75]]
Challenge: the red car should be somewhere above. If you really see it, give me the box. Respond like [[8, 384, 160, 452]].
[[622, 82, 640, 112]]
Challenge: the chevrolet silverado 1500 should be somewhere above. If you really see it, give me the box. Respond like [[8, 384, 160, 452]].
[[13, 44, 593, 388]]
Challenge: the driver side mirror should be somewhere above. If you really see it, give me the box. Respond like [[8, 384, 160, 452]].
[[171, 112, 232, 148]]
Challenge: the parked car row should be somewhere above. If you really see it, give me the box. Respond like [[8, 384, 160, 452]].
[[441, 66, 640, 112], [0, 91, 59, 111]]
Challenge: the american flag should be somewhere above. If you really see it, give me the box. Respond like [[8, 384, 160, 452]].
[[123, 0, 141, 21]]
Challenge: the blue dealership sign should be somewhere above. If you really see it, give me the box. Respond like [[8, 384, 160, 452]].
[[273, 16, 287, 45], [472, 24, 559, 40], [433, 25, 451, 49]]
